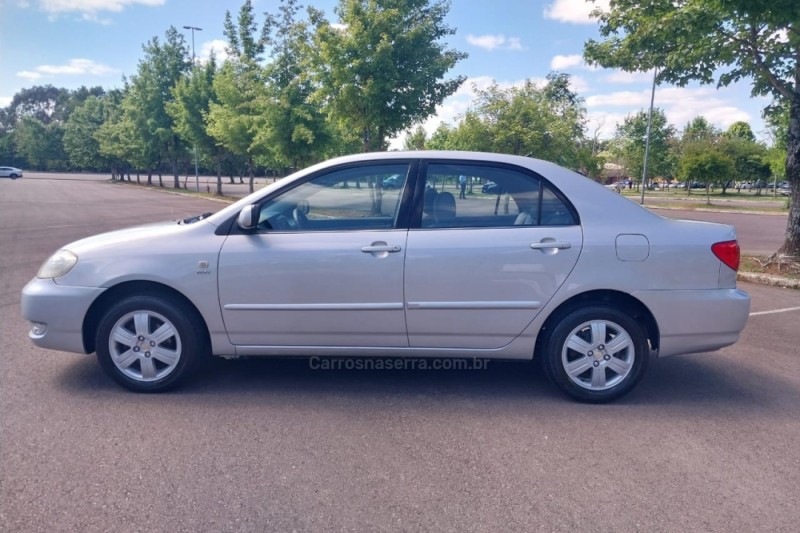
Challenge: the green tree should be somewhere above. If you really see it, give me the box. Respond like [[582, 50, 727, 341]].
[[584, 0, 800, 255], [261, 0, 331, 170], [14, 116, 67, 170], [613, 109, 676, 187], [169, 56, 227, 195], [123, 27, 191, 187], [720, 137, 770, 194], [308, 0, 466, 152], [724, 121, 756, 142], [63, 96, 110, 171], [682, 117, 718, 144], [436, 78, 589, 169], [207, 0, 273, 193], [679, 142, 735, 204], [403, 125, 428, 150]]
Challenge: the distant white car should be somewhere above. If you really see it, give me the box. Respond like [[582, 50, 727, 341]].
[[0, 166, 23, 178], [21, 151, 750, 402]]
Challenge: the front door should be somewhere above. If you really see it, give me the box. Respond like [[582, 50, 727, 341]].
[[218, 162, 413, 347]]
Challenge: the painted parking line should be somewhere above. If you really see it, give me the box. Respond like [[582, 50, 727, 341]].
[[749, 306, 800, 317]]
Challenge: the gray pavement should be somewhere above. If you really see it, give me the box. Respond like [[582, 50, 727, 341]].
[[2, 173, 799, 532]]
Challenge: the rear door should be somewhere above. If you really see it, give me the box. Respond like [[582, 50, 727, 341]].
[[404, 161, 582, 349]]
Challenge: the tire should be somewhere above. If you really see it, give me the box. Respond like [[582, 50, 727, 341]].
[[541, 305, 649, 403], [95, 295, 208, 392]]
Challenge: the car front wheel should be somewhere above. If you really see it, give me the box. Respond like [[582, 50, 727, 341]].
[[95, 295, 208, 392], [542, 305, 649, 403]]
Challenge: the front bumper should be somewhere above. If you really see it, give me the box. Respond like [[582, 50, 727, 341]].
[[633, 288, 751, 357], [21, 278, 105, 354]]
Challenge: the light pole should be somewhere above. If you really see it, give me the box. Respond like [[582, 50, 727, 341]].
[[640, 67, 658, 205], [183, 25, 202, 192]]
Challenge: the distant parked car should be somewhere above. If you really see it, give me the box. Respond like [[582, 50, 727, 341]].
[[481, 180, 503, 194], [0, 166, 23, 179], [22, 151, 750, 402], [382, 175, 402, 189], [779, 183, 790, 196]]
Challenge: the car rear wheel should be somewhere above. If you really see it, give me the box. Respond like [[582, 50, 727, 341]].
[[95, 295, 208, 392], [542, 305, 649, 403]]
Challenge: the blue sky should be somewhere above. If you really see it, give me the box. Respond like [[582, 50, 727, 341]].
[[0, 0, 770, 146]]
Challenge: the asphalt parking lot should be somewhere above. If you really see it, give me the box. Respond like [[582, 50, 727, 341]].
[[1, 175, 799, 532]]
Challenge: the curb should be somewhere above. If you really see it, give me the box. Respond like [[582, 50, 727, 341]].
[[738, 272, 800, 290]]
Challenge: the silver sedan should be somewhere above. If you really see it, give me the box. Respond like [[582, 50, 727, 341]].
[[21, 152, 750, 402]]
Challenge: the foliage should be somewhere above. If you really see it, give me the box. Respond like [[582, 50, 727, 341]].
[[612, 108, 676, 183], [260, 0, 332, 169], [403, 125, 428, 150], [122, 27, 191, 186], [308, 0, 466, 151], [583, 0, 800, 255], [678, 142, 735, 203], [428, 77, 593, 172], [720, 137, 770, 191], [724, 121, 756, 142], [14, 117, 66, 170], [63, 96, 110, 171]]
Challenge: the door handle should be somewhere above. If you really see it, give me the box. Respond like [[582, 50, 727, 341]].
[[361, 243, 402, 255], [530, 240, 571, 250]]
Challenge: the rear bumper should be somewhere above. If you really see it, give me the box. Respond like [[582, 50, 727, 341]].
[[633, 288, 750, 357], [21, 278, 104, 354]]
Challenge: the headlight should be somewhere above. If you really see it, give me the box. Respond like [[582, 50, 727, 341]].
[[37, 249, 78, 279]]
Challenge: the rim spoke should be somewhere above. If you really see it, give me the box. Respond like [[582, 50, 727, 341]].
[[605, 331, 632, 356], [133, 312, 150, 336], [606, 356, 631, 376], [566, 336, 592, 356], [151, 347, 179, 367], [150, 322, 177, 345], [113, 349, 138, 369], [111, 328, 136, 348], [565, 356, 592, 378], [591, 366, 607, 388], [591, 322, 607, 344], [140, 357, 157, 379]]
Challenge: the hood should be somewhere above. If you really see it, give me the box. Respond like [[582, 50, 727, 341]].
[[63, 220, 191, 256]]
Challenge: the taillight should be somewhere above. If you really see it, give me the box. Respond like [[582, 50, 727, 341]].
[[712, 240, 740, 271]]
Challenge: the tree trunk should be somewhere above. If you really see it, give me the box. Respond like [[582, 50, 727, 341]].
[[172, 159, 180, 189], [215, 160, 223, 196], [778, 93, 800, 256], [248, 158, 255, 194], [146, 169, 153, 186]]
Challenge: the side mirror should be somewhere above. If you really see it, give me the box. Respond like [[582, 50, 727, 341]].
[[237, 205, 258, 230]]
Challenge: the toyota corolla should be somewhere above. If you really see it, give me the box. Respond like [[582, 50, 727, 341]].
[[21, 151, 750, 402]]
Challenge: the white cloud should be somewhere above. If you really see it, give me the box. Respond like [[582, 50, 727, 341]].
[[466, 34, 525, 51], [550, 54, 583, 70], [604, 70, 655, 84], [16, 59, 118, 80], [544, 0, 609, 24], [0, 96, 12, 107], [16, 70, 43, 80], [587, 86, 752, 134], [37, 0, 165, 14], [568, 75, 590, 94], [199, 39, 229, 64]]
